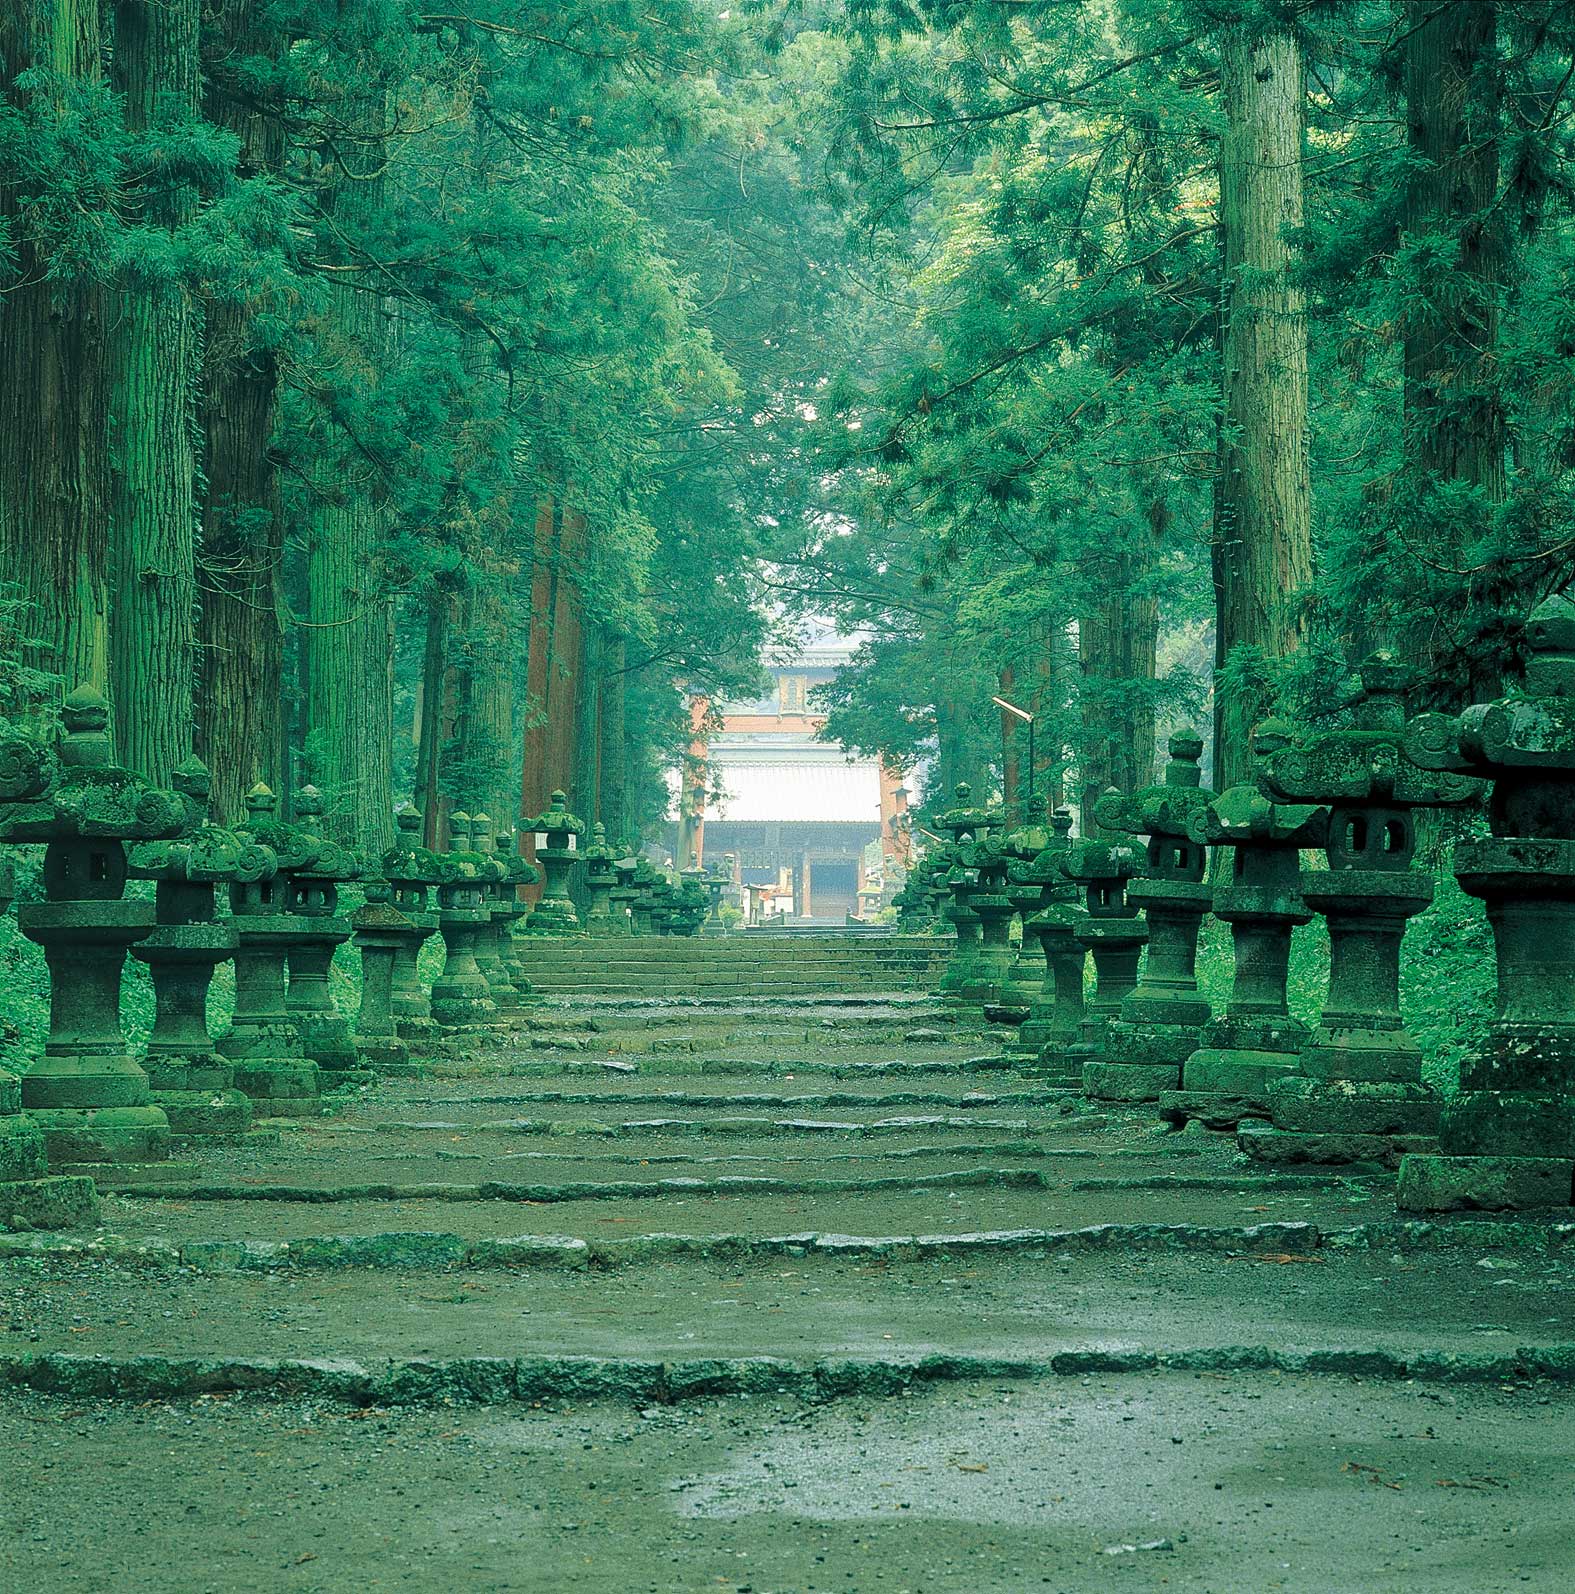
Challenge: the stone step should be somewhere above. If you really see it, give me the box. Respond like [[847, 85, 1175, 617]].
[[4, 1244, 1561, 1375], [76, 1171, 1387, 1249]]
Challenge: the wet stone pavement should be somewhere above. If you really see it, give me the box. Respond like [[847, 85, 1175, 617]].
[[5, 988, 1575, 1593]]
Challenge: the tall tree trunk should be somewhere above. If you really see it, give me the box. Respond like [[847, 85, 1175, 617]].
[[0, 5, 111, 716], [414, 583, 453, 847], [108, 0, 200, 783], [597, 630, 628, 841], [300, 68, 394, 854], [1400, 0, 1506, 697], [1079, 533, 1159, 833], [1212, 23, 1311, 788], [196, 1, 286, 821]]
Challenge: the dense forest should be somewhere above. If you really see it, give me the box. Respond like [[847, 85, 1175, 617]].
[[4, 0, 1575, 844]]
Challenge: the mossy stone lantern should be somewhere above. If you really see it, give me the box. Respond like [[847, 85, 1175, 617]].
[[1010, 810, 1085, 1078], [1159, 721, 1328, 1129], [1395, 597, 1575, 1210], [581, 823, 620, 933], [128, 756, 268, 1140], [934, 783, 992, 998], [491, 826, 540, 1003], [630, 855, 661, 936], [382, 802, 448, 1040], [701, 855, 734, 933], [3, 687, 187, 1164], [959, 821, 1015, 1007], [1086, 735, 1217, 1102], [607, 844, 640, 935], [0, 732, 99, 1224], [668, 868, 704, 936], [650, 874, 679, 936], [281, 784, 362, 1076], [217, 783, 322, 1113], [465, 814, 516, 1010], [996, 797, 1055, 1017], [1057, 827, 1148, 1084], [352, 876, 416, 1069], [1237, 657, 1485, 1169], [524, 790, 585, 934], [429, 811, 501, 1029]]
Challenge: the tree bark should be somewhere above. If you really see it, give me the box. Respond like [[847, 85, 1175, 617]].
[[108, 0, 201, 783], [1212, 23, 1311, 788], [299, 67, 395, 855], [597, 630, 628, 841], [0, 3, 112, 718], [1400, 0, 1506, 696], [195, 0, 286, 821]]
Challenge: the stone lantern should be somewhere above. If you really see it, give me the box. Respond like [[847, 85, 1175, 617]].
[[0, 687, 187, 1163], [429, 811, 501, 1029], [1159, 721, 1327, 1128], [607, 844, 640, 935], [630, 856, 661, 936], [581, 823, 620, 933], [491, 826, 540, 1004], [1236, 657, 1486, 1168], [0, 733, 99, 1224], [1010, 810, 1085, 1079], [217, 783, 323, 1112], [1086, 735, 1217, 1102], [281, 784, 361, 1077], [524, 789, 585, 934], [1394, 597, 1575, 1209], [996, 796, 1055, 1017], [465, 814, 516, 1011], [650, 874, 678, 936], [1057, 826, 1148, 1083], [674, 868, 710, 936], [351, 876, 416, 1069], [128, 755, 270, 1140], [701, 855, 734, 933], [382, 802, 448, 1040], [934, 783, 992, 998]]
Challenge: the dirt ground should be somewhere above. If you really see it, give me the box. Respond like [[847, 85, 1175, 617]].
[[3, 1375, 1569, 1594]]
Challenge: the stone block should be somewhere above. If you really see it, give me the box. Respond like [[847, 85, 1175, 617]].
[[1268, 1077, 1441, 1136], [0, 1174, 99, 1230], [1081, 1062, 1179, 1103], [1395, 1154, 1575, 1212]]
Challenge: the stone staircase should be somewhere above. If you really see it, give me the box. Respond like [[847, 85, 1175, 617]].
[[514, 930, 951, 995]]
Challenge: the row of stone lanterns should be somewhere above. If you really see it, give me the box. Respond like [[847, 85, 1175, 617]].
[[916, 610, 1575, 1210], [0, 690, 705, 1222]]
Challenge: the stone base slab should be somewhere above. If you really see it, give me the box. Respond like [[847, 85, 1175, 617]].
[[1178, 1050, 1301, 1100], [1396, 1154, 1575, 1213], [1081, 1062, 1179, 1103], [141, 1053, 239, 1093], [1237, 1123, 1438, 1169], [230, 1060, 322, 1115], [0, 1174, 99, 1230], [1268, 1077, 1440, 1137], [27, 1106, 172, 1165], [1159, 1090, 1272, 1131], [0, 1114, 48, 1182], [356, 1038, 410, 1069], [155, 1090, 255, 1141]]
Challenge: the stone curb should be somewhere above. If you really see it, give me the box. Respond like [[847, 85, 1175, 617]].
[[5, 1217, 1571, 1274], [92, 1166, 1047, 1205], [398, 1089, 1071, 1109], [3, 1343, 1573, 1406]]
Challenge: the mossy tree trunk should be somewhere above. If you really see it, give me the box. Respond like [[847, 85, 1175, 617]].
[[0, 2, 112, 717], [195, 0, 286, 820], [299, 84, 395, 854], [108, 0, 201, 784], [1211, 22, 1311, 788], [1400, 0, 1507, 697], [597, 629, 628, 842]]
